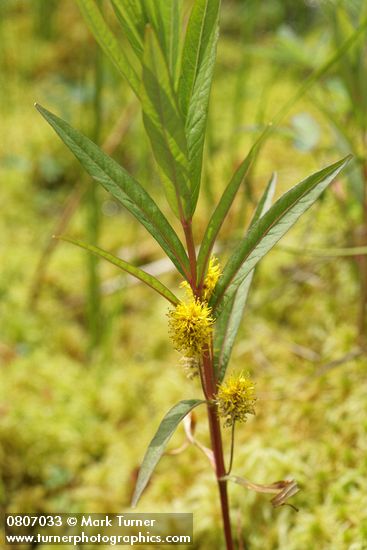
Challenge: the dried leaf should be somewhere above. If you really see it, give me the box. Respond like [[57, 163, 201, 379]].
[[224, 475, 300, 509]]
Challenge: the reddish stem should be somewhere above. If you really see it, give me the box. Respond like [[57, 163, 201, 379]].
[[181, 216, 234, 549], [202, 348, 234, 550]]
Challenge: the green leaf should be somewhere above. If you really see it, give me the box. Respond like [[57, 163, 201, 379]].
[[36, 104, 190, 278], [210, 156, 351, 314], [142, 0, 183, 87], [249, 172, 278, 227], [60, 236, 180, 305], [111, 0, 146, 59], [141, 28, 191, 219], [214, 174, 277, 382], [165, 0, 184, 88], [76, 0, 140, 97], [179, 0, 220, 116], [131, 399, 204, 507], [179, 0, 221, 215], [197, 127, 270, 285]]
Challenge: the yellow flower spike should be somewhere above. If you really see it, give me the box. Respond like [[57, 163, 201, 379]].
[[168, 296, 214, 357], [203, 256, 222, 301], [216, 373, 256, 427]]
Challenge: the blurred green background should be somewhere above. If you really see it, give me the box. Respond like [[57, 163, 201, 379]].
[[1, 1, 367, 549]]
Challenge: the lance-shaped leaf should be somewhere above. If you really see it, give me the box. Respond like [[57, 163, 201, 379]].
[[179, 0, 221, 215], [141, 28, 191, 219], [60, 236, 179, 305], [36, 104, 190, 278], [111, 0, 146, 59], [210, 155, 351, 313], [197, 127, 271, 285], [76, 0, 140, 97], [105, 0, 184, 88], [214, 174, 277, 382], [132, 399, 204, 507], [141, 0, 183, 87]]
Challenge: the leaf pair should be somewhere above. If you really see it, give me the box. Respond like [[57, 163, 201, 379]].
[[35, 104, 190, 291], [211, 156, 350, 381]]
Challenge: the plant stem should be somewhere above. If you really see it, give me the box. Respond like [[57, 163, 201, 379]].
[[184, 218, 233, 548], [202, 348, 234, 550], [207, 404, 234, 550]]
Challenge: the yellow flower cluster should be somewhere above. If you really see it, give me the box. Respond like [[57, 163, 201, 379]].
[[216, 373, 256, 427], [167, 256, 221, 363], [180, 256, 221, 302], [168, 297, 214, 357], [202, 256, 222, 301]]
